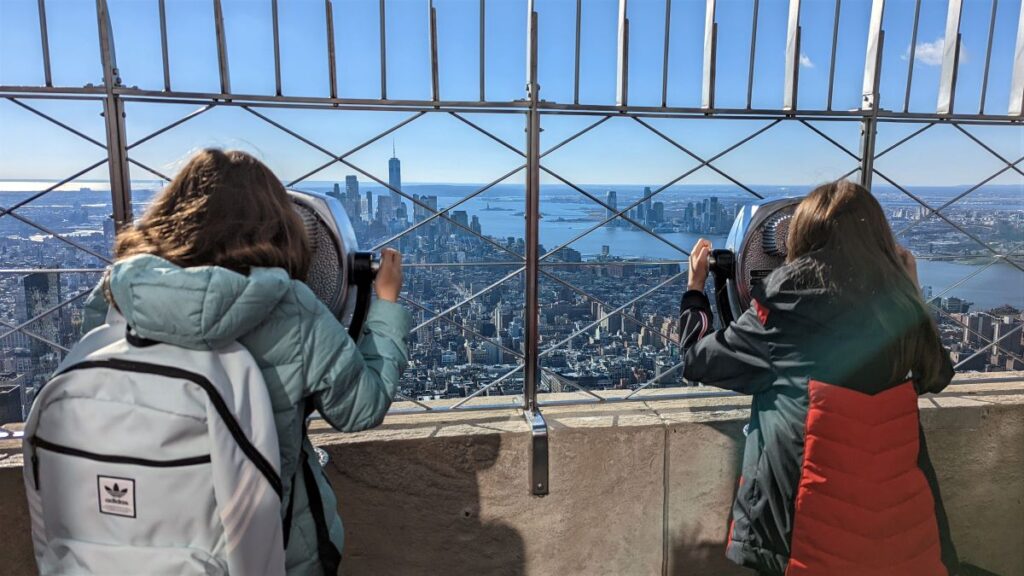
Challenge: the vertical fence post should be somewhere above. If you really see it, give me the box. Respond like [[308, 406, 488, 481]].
[[96, 0, 132, 231], [524, 0, 548, 497], [860, 0, 884, 190]]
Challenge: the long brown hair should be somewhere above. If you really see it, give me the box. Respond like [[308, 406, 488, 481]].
[[785, 180, 945, 384], [114, 148, 310, 278]]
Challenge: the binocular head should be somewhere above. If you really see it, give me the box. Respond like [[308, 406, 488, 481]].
[[709, 197, 801, 325], [288, 189, 379, 339]]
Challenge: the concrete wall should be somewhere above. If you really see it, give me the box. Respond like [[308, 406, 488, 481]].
[[1, 377, 1022, 576]]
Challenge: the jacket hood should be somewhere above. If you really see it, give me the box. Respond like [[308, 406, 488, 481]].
[[108, 254, 292, 350]]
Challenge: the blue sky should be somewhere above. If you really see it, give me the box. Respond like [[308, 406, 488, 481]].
[[1, 0, 1022, 188]]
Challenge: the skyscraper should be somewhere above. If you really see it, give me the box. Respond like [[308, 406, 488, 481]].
[[364, 190, 373, 221], [342, 176, 361, 221], [388, 142, 402, 205], [605, 190, 617, 225], [376, 195, 393, 224], [652, 202, 665, 223], [23, 272, 62, 358]]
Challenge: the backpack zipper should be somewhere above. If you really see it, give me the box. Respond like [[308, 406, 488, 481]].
[[32, 436, 211, 468]]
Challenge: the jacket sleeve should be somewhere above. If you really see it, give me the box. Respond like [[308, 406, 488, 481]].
[[81, 282, 110, 333], [679, 289, 777, 395], [301, 296, 411, 432], [913, 320, 955, 395]]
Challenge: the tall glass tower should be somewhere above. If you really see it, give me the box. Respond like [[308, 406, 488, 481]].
[[388, 142, 402, 206], [605, 190, 617, 226]]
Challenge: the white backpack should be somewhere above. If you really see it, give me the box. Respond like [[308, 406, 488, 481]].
[[22, 309, 286, 576]]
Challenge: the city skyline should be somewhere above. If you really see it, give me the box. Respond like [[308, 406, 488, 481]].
[[0, 151, 1021, 416]]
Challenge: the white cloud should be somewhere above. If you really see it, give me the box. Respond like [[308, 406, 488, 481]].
[[799, 54, 814, 69], [903, 37, 945, 66]]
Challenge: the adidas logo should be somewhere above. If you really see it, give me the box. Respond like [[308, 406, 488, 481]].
[[104, 483, 128, 498]]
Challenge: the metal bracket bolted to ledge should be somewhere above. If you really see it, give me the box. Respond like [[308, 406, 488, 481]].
[[525, 409, 549, 496]]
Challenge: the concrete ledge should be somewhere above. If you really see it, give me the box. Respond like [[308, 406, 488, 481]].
[[1, 374, 1022, 575]]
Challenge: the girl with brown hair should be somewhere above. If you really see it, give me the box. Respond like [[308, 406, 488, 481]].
[[83, 148, 409, 575], [679, 180, 958, 575]]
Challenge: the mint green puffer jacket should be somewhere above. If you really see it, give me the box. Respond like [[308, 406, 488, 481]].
[[81, 254, 411, 576]]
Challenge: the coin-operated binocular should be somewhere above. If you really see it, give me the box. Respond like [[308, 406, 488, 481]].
[[287, 189, 380, 340], [707, 198, 801, 326]]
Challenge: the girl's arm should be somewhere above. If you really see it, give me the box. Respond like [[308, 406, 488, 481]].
[[302, 249, 410, 432], [679, 238, 776, 394], [914, 321, 955, 395], [81, 282, 110, 333], [301, 294, 411, 432], [679, 289, 776, 395]]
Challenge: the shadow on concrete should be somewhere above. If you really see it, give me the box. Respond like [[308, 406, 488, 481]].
[[327, 433, 524, 576], [668, 419, 750, 576]]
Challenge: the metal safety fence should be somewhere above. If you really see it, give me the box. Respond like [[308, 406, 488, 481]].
[[2, 1, 1022, 481]]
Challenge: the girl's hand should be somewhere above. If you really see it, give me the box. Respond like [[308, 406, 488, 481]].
[[375, 248, 403, 303], [688, 238, 712, 292], [895, 244, 919, 289]]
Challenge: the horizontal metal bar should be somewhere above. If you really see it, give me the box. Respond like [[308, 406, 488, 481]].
[[3, 84, 1024, 124], [0, 268, 105, 274], [401, 261, 686, 269]]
